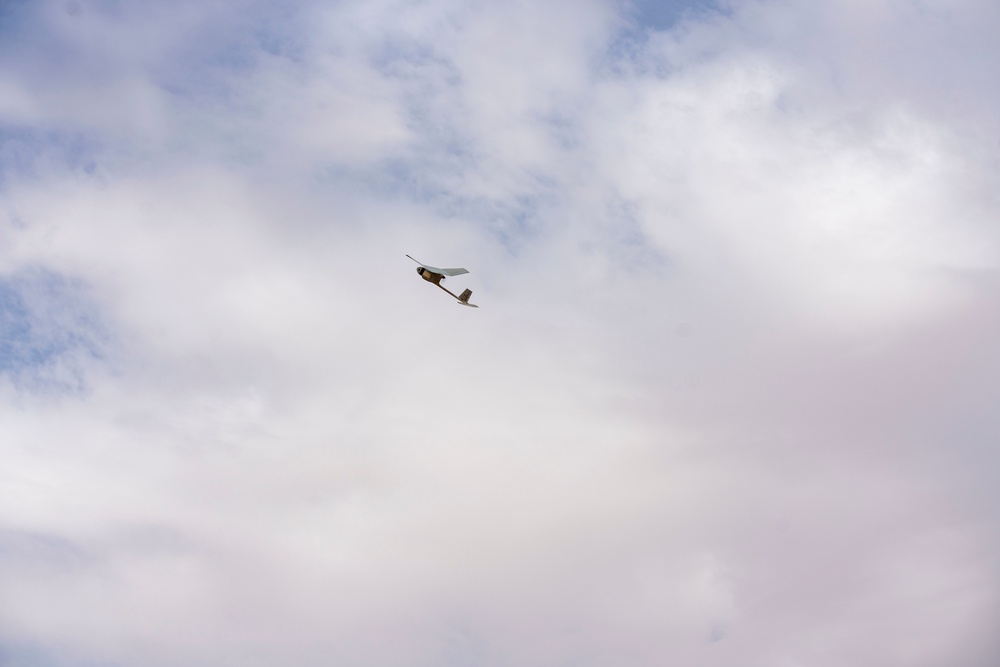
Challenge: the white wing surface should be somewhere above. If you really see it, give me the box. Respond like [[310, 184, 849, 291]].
[[435, 266, 469, 276], [406, 255, 469, 276]]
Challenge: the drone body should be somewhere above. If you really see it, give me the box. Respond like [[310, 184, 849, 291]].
[[406, 254, 478, 308]]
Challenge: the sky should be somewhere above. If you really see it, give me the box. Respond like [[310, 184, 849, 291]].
[[1, 0, 999, 665]]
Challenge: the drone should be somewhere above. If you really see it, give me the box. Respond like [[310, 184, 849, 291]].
[[406, 254, 478, 308]]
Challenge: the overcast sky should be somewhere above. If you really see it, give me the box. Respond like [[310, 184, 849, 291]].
[[1, 1, 999, 665]]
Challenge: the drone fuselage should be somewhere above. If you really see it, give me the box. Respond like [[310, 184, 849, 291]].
[[417, 267, 444, 284]]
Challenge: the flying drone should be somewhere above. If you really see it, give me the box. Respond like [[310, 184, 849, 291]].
[[406, 254, 478, 308]]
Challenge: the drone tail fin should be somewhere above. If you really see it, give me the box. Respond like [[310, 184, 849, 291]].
[[457, 288, 478, 308]]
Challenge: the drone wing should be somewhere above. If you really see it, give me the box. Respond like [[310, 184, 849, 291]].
[[406, 254, 469, 276], [435, 266, 469, 276]]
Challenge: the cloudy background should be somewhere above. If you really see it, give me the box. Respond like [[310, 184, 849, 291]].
[[1, 0, 999, 665]]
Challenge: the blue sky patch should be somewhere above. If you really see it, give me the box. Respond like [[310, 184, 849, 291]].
[[0, 125, 102, 186], [0, 268, 109, 391], [627, 0, 724, 31]]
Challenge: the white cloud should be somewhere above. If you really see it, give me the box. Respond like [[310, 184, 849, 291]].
[[1, 0, 998, 666]]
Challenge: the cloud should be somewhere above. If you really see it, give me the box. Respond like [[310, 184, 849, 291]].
[[1, 0, 998, 666]]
